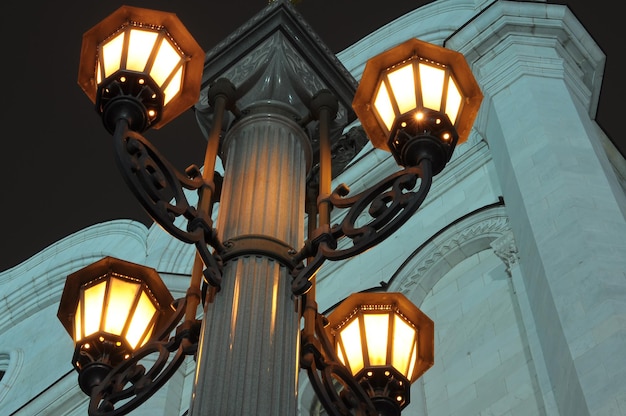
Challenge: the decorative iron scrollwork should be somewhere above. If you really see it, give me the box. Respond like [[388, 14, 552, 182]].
[[112, 120, 224, 288], [87, 298, 200, 416], [292, 159, 433, 295]]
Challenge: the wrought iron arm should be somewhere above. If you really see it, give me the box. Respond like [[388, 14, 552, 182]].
[[87, 298, 201, 416], [293, 159, 433, 295], [112, 119, 212, 243], [111, 119, 224, 287]]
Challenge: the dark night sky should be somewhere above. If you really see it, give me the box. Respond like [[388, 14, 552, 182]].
[[0, 0, 620, 272]]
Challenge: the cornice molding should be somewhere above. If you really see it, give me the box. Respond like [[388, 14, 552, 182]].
[[447, 1, 604, 117]]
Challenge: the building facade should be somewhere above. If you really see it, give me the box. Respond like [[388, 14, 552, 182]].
[[1, 0, 625, 415]]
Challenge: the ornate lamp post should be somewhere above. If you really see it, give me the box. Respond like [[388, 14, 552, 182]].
[[56, 1, 482, 415]]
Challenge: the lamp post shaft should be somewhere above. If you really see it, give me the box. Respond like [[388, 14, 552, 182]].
[[189, 103, 310, 415]]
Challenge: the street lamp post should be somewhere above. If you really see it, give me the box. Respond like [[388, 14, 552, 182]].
[[56, 1, 482, 415]]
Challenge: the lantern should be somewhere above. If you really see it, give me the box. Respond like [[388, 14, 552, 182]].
[[57, 256, 174, 394], [77, 6, 204, 132], [327, 292, 434, 413], [353, 38, 482, 172]]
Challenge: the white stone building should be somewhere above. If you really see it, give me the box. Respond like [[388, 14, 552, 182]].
[[1, 0, 625, 415]]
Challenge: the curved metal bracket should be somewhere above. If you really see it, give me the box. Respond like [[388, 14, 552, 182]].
[[111, 120, 224, 288], [292, 160, 433, 295], [221, 234, 303, 272], [87, 298, 200, 416]]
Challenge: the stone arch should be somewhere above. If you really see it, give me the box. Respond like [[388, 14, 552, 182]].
[[387, 204, 529, 416], [388, 204, 513, 306]]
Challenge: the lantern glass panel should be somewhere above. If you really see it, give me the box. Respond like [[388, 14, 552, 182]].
[[364, 313, 389, 366], [126, 290, 157, 349], [338, 318, 364, 374], [373, 82, 395, 131], [445, 76, 462, 125], [387, 63, 416, 115], [162, 66, 183, 105], [391, 314, 417, 377], [101, 32, 124, 79], [81, 280, 107, 340], [74, 300, 82, 341], [104, 276, 139, 336], [96, 62, 102, 85], [127, 28, 159, 73], [407, 344, 418, 380], [419, 62, 445, 112], [150, 36, 182, 88]]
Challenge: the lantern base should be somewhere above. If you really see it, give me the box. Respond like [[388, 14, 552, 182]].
[[72, 333, 132, 394], [389, 108, 458, 173], [96, 71, 164, 134], [78, 361, 113, 395], [355, 366, 411, 412], [371, 396, 402, 416]]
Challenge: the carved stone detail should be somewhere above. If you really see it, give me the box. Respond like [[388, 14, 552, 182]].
[[490, 230, 519, 277], [390, 207, 512, 302]]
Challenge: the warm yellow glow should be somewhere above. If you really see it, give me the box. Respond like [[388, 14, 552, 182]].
[[334, 305, 422, 380], [74, 299, 82, 341], [326, 291, 434, 386], [418, 62, 445, 112], [373, 82, 395, 131], [127, 29, 159, 73], [101, 32, 124, 79], [391, 315, 417, 377], [445, 76, 462, 125], [150, 37, 182, 88], [338, 318, 364, 374], [98, 26, 184, 107], [387, 63, 416, 115], [364, 314, 389, 366], [104, 277, 140, 336], [407, 344, 418, 379], [96, 63, 102, 85], [126, 291, 157, 349], [82, 281, 107, 340], [162, 66, 183, 105]]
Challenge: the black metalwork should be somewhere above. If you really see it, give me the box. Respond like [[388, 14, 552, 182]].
[[220, 234, 300, 270], [87, 298, 201, 416], [352, 367, 409, 416], [300, 295, 379, 416], [89, 70, 443, 414], [97, 71, 164, 134], [387, 107, 458, 174], [111, 118, 224, 288], [292, 158, 433, 296]]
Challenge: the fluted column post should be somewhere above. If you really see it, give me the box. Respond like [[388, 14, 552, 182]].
[[189, 101, 310, 415]]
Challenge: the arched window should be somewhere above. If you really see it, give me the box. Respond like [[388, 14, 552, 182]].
[[0, 350, 24, 403]]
